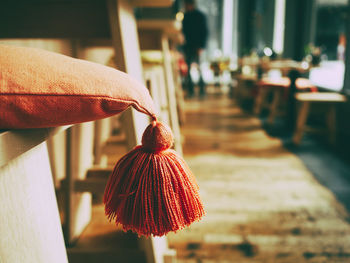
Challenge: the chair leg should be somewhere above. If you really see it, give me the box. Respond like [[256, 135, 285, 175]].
[[293, 101, 310, 145], [326, 104, 337, 145], [267, 88, 281, 125], [255, 87, 270, 115], [254, 87, 265, 115]]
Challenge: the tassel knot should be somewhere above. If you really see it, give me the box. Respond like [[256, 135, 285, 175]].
[[141, 121, 173, 153]]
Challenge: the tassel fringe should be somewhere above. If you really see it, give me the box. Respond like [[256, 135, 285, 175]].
[[103, 121, 205, 236]]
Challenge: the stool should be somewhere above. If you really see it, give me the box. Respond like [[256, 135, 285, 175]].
[[254, 77, 317, 124], [254, 77, 289, 115], [293, 92, 347, 145]]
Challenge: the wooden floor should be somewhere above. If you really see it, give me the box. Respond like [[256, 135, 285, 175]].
[[67, 204, 146, 263], [66, 90, 350, 263], [167, 92, 350, 263]]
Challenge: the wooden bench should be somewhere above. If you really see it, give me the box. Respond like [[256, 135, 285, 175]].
[[0, 127, 69, 263], [293, 92, 347, 145]]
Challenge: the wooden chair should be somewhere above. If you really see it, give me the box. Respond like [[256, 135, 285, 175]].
[[143, 63, 170, 124], [1, 0, 178, 262], [293, 92, 347, 145], [138, 20, 183, 154], [67, 1, 177, 262]]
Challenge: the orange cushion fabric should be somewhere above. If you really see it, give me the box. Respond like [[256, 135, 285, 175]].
[[0, 45, 156, 129]]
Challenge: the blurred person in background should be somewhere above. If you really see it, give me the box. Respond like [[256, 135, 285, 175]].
[[182, 0, 208, 98]]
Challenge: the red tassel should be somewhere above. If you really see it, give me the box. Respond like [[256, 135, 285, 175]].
[[103, 120, 205, 236]]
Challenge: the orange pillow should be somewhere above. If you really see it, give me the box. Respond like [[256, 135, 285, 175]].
[[0, 45, 156, 129]]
